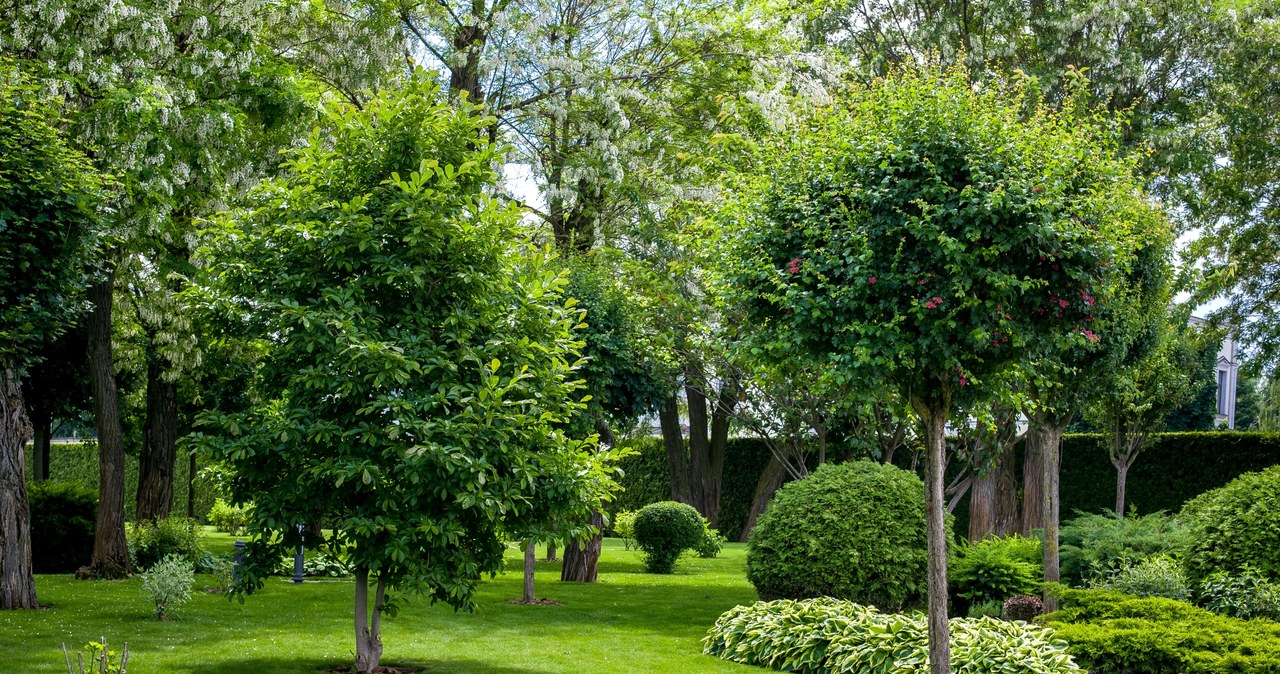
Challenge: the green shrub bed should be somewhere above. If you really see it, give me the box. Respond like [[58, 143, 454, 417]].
[[1042, 588, 1280, 673], [1181, 464, 1280, 582], [703, 598, 1081, 673]]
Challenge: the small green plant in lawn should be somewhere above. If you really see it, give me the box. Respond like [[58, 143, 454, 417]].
[[140, 554, 195, 619], [127, 517, 205, 570], [696, 525, 726, 559], [206, 498, 249, 535], [200, 555, 236, 594], [1199, 566, 1280, 620], [613, 510, 638, 550], [633, 501, 706, 573], [1090, 555, 1191, 601], [62, 638, 128, 674]]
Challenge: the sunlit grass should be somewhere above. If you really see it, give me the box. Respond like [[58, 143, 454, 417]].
[[0, 533, 759, 673]]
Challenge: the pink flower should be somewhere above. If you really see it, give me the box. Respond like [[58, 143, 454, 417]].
[[1083, 329, 1100, 343], [925, 301, 937, 309], [869, 277, 877, 284], [1058, 299, 1068, 308], [932, 296, 942, 304], [918, 279, 927, 286], [786, 258, 802, 274]]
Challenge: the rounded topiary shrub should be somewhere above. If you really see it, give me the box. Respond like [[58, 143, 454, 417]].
[[633, 501, 706, 573], [1181, 465, 1280, 582], [28, 481, 97, 573], [747, 460, 935, 610]]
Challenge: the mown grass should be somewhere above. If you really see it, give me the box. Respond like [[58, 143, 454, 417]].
[[0, 533, 759, 673]]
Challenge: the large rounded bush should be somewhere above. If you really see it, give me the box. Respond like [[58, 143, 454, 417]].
[[1180, 465, 1280, 582], [633, 501, 706, 573], [28, 481, 96, 573], [747, 460, 936, 610]]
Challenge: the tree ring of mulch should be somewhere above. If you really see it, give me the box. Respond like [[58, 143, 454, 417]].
[[326, 666, 417, 673], [508, 598, 562, 606]]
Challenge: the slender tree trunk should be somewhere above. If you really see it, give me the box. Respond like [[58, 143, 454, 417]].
[[1114, 462, 1129, 517], [353, 567, 384, 674], [560, 511, 603, 582], [686, 376, 711, 518], [741, 455, 786, 542], [1020, 428, 1044, 535], [186, 452, 196, 520], [86, 273, 129, 578], [1040, 423, 1064, 613], [136, 357, 177, 522], [0, 366, 37, 609], [919, 396, 951, 674], [30, 411, 50, 482], [659, 394, 690, 504], [544, 542, 557, 562], [704, 379, 737, 528], [523, 541, 536, 602]]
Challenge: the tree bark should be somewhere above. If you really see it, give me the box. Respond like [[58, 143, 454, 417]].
[[0, 366, 38, 609], [353, 567, 384, 674], [659, 393, 690, 504], [560, 511, 604, 582], [993, 451, 1019, 538], [704, 379, 738, 528], [86, 272, 129, 578], [741, 455, 787, 542], [1114, 462, 1129, 518], [1040, 423, 1064, 613], [685, 375, 711, 517], [136, 357, 177, 522], [544, 542, 557, 562], [1020, 428, 1044, 535], [968, 470, 997, 541], [523, 541, 536, 602], [187, 452, 197, 520], [913, 389, 951, 674]]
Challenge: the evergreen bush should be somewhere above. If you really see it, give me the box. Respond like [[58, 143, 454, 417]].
[[632, 501, 705, 573], [1181, 465, 1280, 581]]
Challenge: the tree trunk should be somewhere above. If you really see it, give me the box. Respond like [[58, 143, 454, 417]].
[[523, 541, 536, 602], [86, 273, 129, 578], [1020, 428, 1044, 535], [353, 567, 384, 674], [968, 470, 997, 541], [659, 394, 690, 504], [30, 411, 50, 482], [993, 451, 1019, 537], [741, 455, 786, 542], [704, 379, 738, 528], [544, 542, 557, 562], [685, 376, 711, 518], [186, 452, 196, 520], [1040, 423, 1064, 613], [0, 366, 38, 609], [136, 358, 177, 522], [913, 390, 951, 674], [560, 511, 604, 582], [1114, 462, 1129, 518]]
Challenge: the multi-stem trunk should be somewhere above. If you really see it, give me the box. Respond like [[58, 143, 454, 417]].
[[353, 567, 385, 674], [1039, 422, 1064, 612], [561, 511, 604, 582], [86, 272, 129, 578], [740, 455, 786, 542], [137, 356, 178, 522], [913, 389, 951, 674], [0, 365, 37, 609], [523, 541, 536, 602], [659, 393, 690, 504]]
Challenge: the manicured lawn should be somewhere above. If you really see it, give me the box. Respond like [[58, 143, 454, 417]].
[[0, 534, 759, 673]]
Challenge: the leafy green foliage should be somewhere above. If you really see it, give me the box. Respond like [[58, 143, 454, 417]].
[[140, 553, 195, 619], [191, 75, 617, 617], [1181, 465, 1280, 582], [27, 480, 96, 574], [950, 535, 1043, 606], [1090, 555, 1191, 601], [127, 517, 206, 571], [703, 598, 1082, 673], [1059, 511, 1189, 585], [966, 599, 1003, 619], [633, 501, 706, 573], [1199, 566, 1280, 621], [274, 552, 351, 579], [63, 639, 128, 674], [696, 526, 726, 559], [611, 510, 637, 550], [206, 499, 248, 535], [747, 461, 934, 610], [1043, 588, 1280, 673]]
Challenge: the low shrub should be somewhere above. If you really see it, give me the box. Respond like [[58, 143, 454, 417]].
[[703, 598, 1082, 673], [1003, 594, 1045, 622], [200, 555, 236, 594], [1181, 465, 1280, 582], [747, 461, 936, 611], [633, 501, 705, 573], [612, 510, 637, 550], [1199, 566, 1280, 620], [950, 534, 1042, 607], [206, 498, 248, 535], [967, 599, 1003, 618], [127, 517, 205, 570], [140, 553, 195, 619], [1059, 511, 1188, 585], [1090, 555, 1191, 601], [696, 526, 726, 559], [1041, 587, 1280, 673], [27, 481, 96, 573], [275, 551, 352, 578]]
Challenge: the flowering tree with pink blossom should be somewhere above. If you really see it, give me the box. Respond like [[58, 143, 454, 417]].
[[721, 66, 1167, 673]]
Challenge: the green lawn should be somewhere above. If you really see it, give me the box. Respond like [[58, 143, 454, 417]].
[[0, 534, 760, 673]]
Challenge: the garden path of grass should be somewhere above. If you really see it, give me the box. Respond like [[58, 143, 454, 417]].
[[0, 535, 760, 673]]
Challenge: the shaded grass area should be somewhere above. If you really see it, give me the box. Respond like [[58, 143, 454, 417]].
[[0, 536, 759, 673]]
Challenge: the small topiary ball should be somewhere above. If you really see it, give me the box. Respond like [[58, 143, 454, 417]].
[[1181, 464, 1280, 582], [747, 460, 938, 610], [633, 501, 706, 573]]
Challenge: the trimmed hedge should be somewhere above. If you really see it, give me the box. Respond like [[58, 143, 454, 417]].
[[23, 442, 217, 523], [1042, 587, 1280, 673], [27, 481, 96, 573]]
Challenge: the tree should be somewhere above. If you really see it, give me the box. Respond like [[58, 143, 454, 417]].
[[1236, 372, 1261, 430], [190, 76, 617, 674], [1161, 327, 1219, 431], [0, 60, 104, 609], [722, 66, 1156, 672]]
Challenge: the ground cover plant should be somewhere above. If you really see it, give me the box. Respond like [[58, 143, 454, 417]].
[[1, 533, 758, 673], [703, 597, 1081, 673]]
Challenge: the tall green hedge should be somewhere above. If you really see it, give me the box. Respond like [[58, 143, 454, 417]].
[[23, 442, 217, 522]]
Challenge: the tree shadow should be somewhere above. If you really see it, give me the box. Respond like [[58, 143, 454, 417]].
[[184, 656, 552, 674]]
